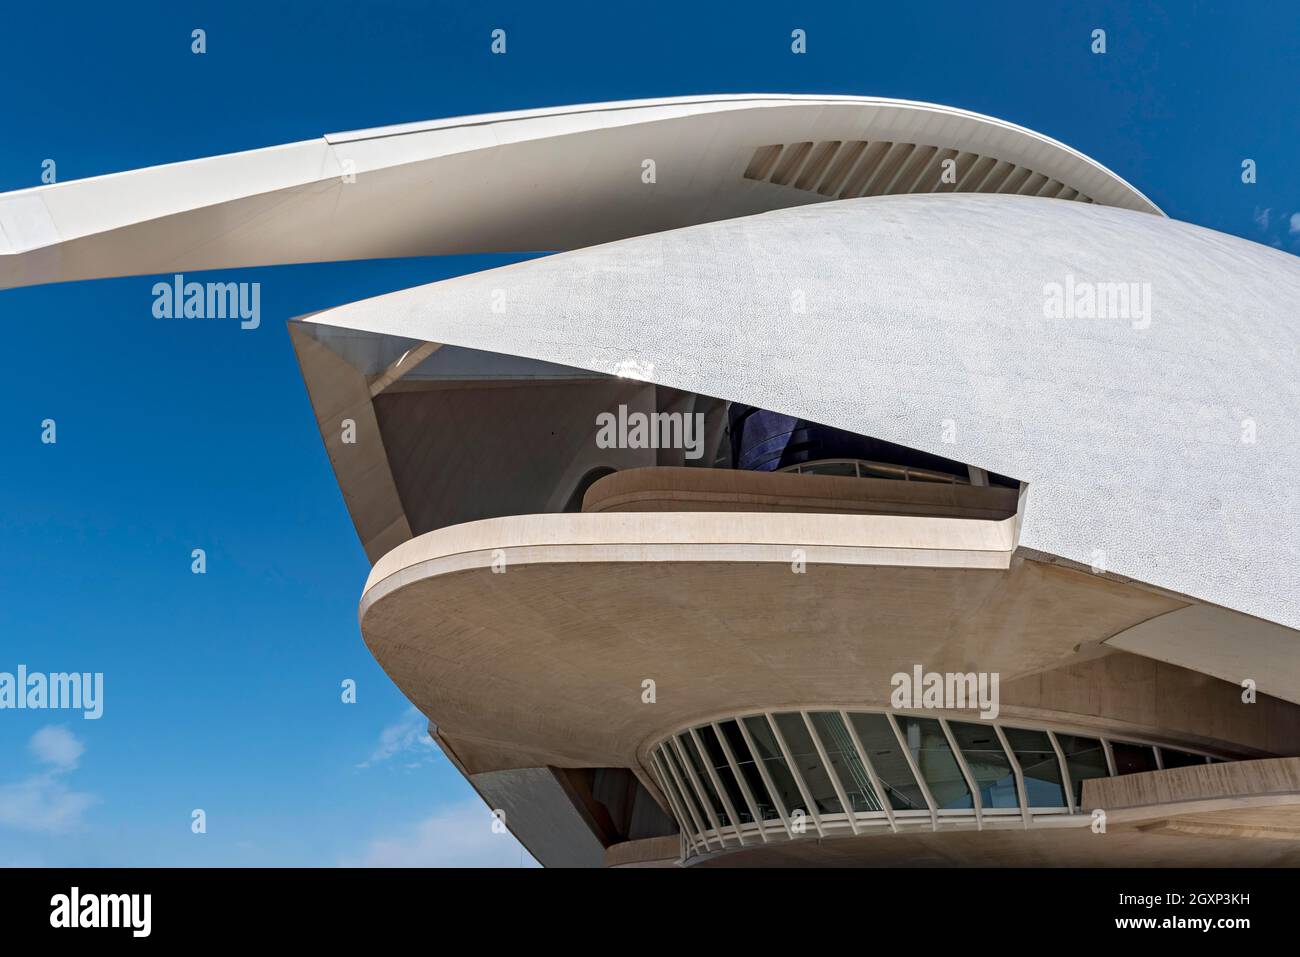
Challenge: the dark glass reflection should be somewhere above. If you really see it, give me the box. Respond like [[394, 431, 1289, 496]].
[[949, 721, 1019, 808], [654, 748, 704, 832], [1056, 734, 1109, 805], [808, 712, 884, 812], [697, 725, 753, 823], [773, 713, 843, 814], [1111, 741, 1158, 776], [717, 720, 780, 821], [895, 716, 973, 809], [742, 716, 808, 818], [661, 743, 713, 829], [667, 713, 1217, 844], [1002, 727, 1067, 807], [847, 713, 928, 811], [679, 733, 730, 827], [1159, 748, 1209, 769]]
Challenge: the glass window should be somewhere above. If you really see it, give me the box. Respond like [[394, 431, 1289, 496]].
[[653, 748, 701, 834], [808, 711, 883, 812], [773, 713, 843, 814], [949, 721, 1019, 809], [1056, 734, 1109, 806], [895, 716, 973, 809], [742, 715, 808, 817], [1111, 741, 1158, 776], [1002, 727, 1067, 807], [696, 725, 753, 823], [1159, 747, 1207, 769], [847, 712, 928, 811], [679, 733, 730, 827], [717, 720, 780, 821], [661, 741, 712, 830]]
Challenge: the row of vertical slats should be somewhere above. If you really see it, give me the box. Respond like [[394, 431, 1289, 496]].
[[743, 140, 1093, 204]]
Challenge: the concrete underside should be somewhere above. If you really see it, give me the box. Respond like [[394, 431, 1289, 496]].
[[359, 515, 1297, 780]]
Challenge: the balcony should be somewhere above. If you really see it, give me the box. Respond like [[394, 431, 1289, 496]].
[[581, 464, 1019, 521]]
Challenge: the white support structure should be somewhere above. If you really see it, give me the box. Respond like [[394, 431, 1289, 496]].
[[712, 721, 769, 843], [766, 712, 825, 837]]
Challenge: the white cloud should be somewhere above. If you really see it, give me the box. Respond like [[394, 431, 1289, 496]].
[[1253, 207, 1271, 230], [0, 726, 96, 832], [357, 707, 439, 768], [1289, 212, 1300, 235], [29, 725, 85, 770], [0, 773, 96, 832], [342, 800, 539, 868]]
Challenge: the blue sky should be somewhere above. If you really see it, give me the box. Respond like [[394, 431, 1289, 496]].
[[0, 1, 1296, 866]]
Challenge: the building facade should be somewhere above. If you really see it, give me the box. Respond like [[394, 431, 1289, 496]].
[[3, 96, 1299, 866]]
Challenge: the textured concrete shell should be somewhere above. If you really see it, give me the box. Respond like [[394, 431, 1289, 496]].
[[306, 193, 1300, 646], [0, 94, 1159, 289]]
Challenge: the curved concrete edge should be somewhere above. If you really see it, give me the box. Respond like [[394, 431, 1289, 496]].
[[1105, 605, 1300, 706], [360, 510, 1017, 616], [603, 835, 683, 868], [287, 323, 411, 562], [324, 93, 1160, 213], [0, 94, 1158, 288], [1081, 757, 1300, 841]]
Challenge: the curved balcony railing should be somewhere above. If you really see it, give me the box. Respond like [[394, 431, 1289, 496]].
[[779, 458, 971, 484], [581, 465, 1018, 520], [647, 709, 1224, 859]]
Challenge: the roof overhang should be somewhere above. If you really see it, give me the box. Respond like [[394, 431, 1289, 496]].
[[0, 94, 1160, 289]]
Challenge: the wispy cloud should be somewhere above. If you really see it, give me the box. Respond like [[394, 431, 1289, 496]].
[[0, 725, 96, 832], [341, 800, 539, 868], [29, 725, 85, 770], [356, 706, 439, 769], [1248, 206, 1300, 252]]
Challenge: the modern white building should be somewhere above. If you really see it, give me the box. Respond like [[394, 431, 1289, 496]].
[[4, 96, 1299, 866]]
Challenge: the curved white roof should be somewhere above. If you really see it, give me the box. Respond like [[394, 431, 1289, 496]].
[[0, 94, 1158, 289], [301, 193, 1300, 633]]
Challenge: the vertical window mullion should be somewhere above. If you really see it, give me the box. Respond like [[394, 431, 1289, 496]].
[[651, 749, 702, 856], [690, 727, 746, 846], [993, 723, 1030, 828], [887, 712, 939, 829], [670, 735, 725, 843], [803, 711, 859, 834], [712, 721, 769, 844], [766, 712, 824, 836], [661, 742, 713, 849], [1102, 738, 1118, 776], [940, 718, 983, 829], [1047, 730, 1077, 814], [737, 717, 795, 838], [840, 710, 897, 832]]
